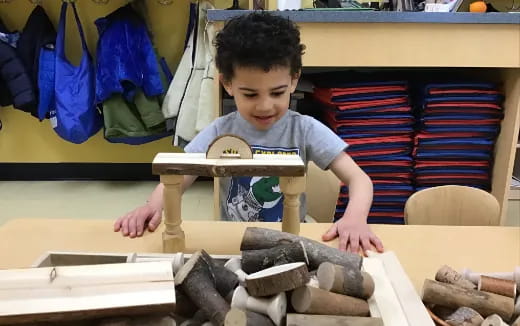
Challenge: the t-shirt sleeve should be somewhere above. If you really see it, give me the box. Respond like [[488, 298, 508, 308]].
[[184, 120, 219, 153], [305, 116, 348, 170]]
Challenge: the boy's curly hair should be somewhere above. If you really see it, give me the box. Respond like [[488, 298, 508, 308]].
[[215, 12, 305, 81]]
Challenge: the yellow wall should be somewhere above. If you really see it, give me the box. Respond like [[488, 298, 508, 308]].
[[0, 0, 241, 163]]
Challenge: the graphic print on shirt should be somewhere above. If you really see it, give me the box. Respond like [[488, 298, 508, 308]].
[[225, 145, 300, 222]]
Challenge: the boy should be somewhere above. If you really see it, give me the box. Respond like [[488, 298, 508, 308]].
[[114, 12, 384, 254]]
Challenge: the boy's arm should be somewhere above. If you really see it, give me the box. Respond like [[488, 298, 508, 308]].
[[114, 175, 197, 237], [321, 152, 384, 254]]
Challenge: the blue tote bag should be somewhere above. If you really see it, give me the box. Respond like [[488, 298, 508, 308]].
[[51, 2, 101, 144]]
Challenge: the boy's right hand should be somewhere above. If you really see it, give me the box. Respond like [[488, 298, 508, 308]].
[[113, 204, 162, 238]]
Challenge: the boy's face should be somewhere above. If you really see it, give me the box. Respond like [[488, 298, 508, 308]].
[[221, 66, 299, 131]]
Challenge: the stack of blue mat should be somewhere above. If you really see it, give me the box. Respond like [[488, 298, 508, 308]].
[[313, 81, 415, 224], [413, 83, 504, 191]]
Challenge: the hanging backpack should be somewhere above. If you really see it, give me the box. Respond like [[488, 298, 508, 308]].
[[50, 1, 101, 144]]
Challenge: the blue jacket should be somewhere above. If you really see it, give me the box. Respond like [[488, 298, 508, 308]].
[[95, 5, 164, 103]]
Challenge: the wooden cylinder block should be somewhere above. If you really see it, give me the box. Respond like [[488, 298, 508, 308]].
[[245, 262, 309, 297], [422, 279, 514, 321], [291, 285, 370, 317], [317, 262, 374, 299], [478, 275, 517, 298]]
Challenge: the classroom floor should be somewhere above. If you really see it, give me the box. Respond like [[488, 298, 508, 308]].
[[1, 181, 518, 226]]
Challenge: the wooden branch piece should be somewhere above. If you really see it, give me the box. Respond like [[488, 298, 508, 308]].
[[445, 307, 484, 326], [224, 257, 248, 283], [291, 285, 370, 317], [516, 296, 520, 315], [224, 307, 274, 326], [421, 279, 514, 321], [245, 262, 309, 297], [512, 315, 520, 326], [240, 227, 362, 271], [161, 175, 185, 253], [481, 314, 509, 326], [175, 251, 230, 325], [317, 262, 374, 299], [179, 309, 209, 326], [0, 262, 176, 325], [478, 275, 517, 298], [152, 153, 305, 177], [286, 314, 383, 326], [230, 286, 286, 326], [200, 251, 239, 301], [435, 265, 476, 290], [279, 176, 305, 235], [241, 241, 309, 274]]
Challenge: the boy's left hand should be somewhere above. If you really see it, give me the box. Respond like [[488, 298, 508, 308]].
[[322, 218, 384, 255]]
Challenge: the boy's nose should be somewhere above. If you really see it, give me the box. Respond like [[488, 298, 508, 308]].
[[257, 98, 273, 112]]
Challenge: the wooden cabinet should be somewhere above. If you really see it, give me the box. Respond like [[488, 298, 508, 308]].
[[209, 12, 520, 225]]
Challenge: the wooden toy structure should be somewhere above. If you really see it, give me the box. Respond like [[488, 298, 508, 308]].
[[152, 135, 306, 253]]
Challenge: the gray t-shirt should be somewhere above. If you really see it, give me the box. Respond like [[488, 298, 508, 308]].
[[184, 110, 347, 222]]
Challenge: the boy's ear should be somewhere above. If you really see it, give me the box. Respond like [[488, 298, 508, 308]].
[[289, 71, 301, 93], [219, 74, 233, 96]]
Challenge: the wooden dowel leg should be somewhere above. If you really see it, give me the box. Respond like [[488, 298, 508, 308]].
[[161, 175, 185, 253], [280, 176, 306, 235]]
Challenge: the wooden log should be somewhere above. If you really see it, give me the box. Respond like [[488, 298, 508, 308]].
[[245, 262, 309, 297], [175, 251, 230, 326], [421, 279, 514, 321], [0, 262, 176, 325], [286, 314, 383, 326], [179, 309, 209, 326], [481, 314, 508, 326], [445, 307, 484, 326], [200, 251, 239, 301], [426, 306, 451, 326], [224, 308, 274, 326], [511, 315, 520, 326], [478, 275, 517, 298], [317, 262, 374, 299], [516, 296, 520, 315], [241, 241, 309, 274], [174, 289, 198, 318], [279, 176, 305, 235], [435, 265, 476, 290], [291, 285, 370, 317], [230, 286, 285, 326], [240, 227, 362, 271]]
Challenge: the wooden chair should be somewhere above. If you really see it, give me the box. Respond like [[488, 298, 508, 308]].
[[404, 185, 501, 226], [306, 161, 341, 223]]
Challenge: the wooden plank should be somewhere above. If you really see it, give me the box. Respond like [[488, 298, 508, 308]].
[[367, 251, 435, 326], [152, 153, 305, 177], [362, 257, 409, 326], [0, 262, 173, 290], [0, 262, 175, 325]]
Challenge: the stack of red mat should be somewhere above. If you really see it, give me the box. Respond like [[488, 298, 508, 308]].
[[413, 83, 504, 192], [313, 81, 414, 224]]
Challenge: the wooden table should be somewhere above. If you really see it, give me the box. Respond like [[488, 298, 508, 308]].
[[0, 218, 518, 293]]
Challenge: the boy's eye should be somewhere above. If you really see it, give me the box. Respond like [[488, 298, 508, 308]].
[[271, 92, 285, 97], [243, 93, 257, 98]]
